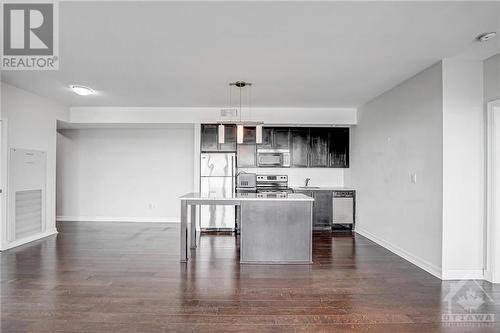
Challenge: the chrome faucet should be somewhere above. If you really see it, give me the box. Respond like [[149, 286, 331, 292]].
[[305, 178, 311, 187]]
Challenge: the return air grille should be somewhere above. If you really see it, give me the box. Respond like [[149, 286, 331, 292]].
[[15, 190, 43, 239]]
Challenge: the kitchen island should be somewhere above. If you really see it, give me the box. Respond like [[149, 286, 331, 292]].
[[179, 193, 314, 264]]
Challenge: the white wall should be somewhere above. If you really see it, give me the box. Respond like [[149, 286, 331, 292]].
[[485, 54, 500, 283], [484, 53, 500, 103], [352, 62, 444, 278], [238, 167, 346, 188], [441, 58, 485, 279], [69, 107, 357, 125], [486, 103, 500, 283], [56, 126, 194, 222], [1, 83, 69, 250]]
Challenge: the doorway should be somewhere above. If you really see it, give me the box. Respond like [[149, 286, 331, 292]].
[[486, 99, 500, 283]]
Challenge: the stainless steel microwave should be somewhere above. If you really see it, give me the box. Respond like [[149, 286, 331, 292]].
[[257, 149, 291, 167]]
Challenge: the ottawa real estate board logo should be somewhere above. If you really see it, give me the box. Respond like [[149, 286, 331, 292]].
[[1, 1, 59, 70]]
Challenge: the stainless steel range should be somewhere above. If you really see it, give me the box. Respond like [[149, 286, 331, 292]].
[[234, 174, 291, 233], [256, 175, 291, 195]]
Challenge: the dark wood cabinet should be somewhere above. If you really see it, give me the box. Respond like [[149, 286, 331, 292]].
[[219, 125, 236, 151], [200, 124, 238, 152], [273, 129, 290, 148], [329, 128, 349, 168], [259, 127, 273, 147], [291, 129, 309, 167], [294, 189, 333, 230], [201, 124, 218, 151], [312, 191, 333, 230], [309, 128, 329, 167], [201, 124, 349, 168], [237, 144, 256, 167], [243, 127, 256, 144]]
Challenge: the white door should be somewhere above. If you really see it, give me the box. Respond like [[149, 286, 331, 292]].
[[0, 121, 2, 248], [487, 102, 500, 283]]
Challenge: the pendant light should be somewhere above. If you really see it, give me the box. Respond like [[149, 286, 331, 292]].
[[218, 81, 263, 144], [218, 124, 225, 144], [256, 124, 263, 144], [236, 124, 244, 144]]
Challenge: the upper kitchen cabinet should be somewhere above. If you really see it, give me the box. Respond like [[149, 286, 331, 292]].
[[273, 128, 290, 149], [257, 127, 290, 149], [237, 144, 257, 167], [200, 124, 237, 152], [201, 124, 219, 151], [205, 124, 350, 168], [243, 127, 257, 144], [329, 128, 350, 168], [291, 129, 309, 167], [219, 125, 237, 151], [309, 128, 329, 167], [258, 127, 273, 148]]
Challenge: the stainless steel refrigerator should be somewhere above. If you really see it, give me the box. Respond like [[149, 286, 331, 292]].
[[200, 153, 236, 230]]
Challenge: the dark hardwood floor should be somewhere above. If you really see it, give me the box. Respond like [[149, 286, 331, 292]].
[[1, 222, 499, 332]]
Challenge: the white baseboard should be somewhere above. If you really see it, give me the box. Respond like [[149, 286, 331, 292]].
[[484, 270, 500, 283], [0, 230, 58, 251], [56, 216, 180, 223], [484, 269, 493, 282], [441, 269, 484, 280], [355, 227, 442, 279]]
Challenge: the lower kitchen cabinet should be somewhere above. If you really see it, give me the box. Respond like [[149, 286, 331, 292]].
[[294, 190, 333, 230], [312, 191, 333, 230]]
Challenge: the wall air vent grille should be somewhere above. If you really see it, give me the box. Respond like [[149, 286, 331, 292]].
[[15, 190, 43, 239]]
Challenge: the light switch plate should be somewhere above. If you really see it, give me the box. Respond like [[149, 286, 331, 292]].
[[220, 108, 238, 118], [410, 173, 417, 184]]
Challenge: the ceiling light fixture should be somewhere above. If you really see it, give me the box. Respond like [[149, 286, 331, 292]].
[[70, 85, 95, 96], [218, 81, 263, 144], [477, 32, 497, 42]]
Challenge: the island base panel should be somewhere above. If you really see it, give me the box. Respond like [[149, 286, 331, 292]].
[[240, 201, 313, 264]]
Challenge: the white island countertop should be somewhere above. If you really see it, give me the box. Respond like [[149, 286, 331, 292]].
[[180, 192, 314, 202]]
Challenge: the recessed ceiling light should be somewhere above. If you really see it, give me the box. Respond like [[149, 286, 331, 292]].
[[477, 32, 497, 42], [70, 85, 95, 96]]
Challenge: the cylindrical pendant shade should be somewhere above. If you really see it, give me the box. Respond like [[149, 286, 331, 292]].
[[237, 125, 244, 144], [218, 124, 225, 144], [256, 125, 263, 144]]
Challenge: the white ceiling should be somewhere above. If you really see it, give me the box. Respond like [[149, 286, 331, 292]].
[[2, 1, 500, 108]]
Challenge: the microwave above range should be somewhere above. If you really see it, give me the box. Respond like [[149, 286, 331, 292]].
[[256, 149, 291, 167]]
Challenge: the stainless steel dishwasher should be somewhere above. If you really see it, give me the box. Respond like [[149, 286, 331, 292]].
[[332, 190, 355, 227]]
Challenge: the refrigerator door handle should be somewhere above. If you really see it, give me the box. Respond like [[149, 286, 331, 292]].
[[232, 155, 236, 192], [232, 154, 235, 177]]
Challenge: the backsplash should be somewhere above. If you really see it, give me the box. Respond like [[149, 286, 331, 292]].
[[238, 167, 348, 187]]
